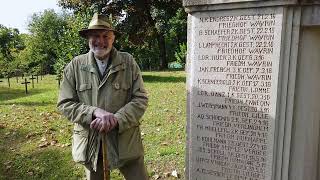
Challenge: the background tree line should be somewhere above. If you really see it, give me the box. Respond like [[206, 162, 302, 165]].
[[0, 0, 187, 78]]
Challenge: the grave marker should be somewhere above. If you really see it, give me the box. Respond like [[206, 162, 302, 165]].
[[21, 78, 31, 94]]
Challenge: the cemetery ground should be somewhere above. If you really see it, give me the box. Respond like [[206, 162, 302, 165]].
[[0, 71, 186, 180]]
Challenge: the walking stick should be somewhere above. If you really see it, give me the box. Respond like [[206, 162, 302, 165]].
[[102, 133, 110, 180]]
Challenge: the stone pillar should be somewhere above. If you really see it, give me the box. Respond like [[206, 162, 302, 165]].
[[184, 1, 320, 180]]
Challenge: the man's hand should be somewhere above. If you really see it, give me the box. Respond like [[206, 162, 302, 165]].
[[91, 108, 118, 132]]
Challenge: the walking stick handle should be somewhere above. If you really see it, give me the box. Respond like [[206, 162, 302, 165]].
[[102, 133, 110, 180]]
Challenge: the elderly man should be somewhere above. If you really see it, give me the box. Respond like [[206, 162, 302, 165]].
[[57, 13, 149, 180]]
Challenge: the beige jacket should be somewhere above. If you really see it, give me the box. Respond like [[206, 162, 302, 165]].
[[57, 47, 148, 171]]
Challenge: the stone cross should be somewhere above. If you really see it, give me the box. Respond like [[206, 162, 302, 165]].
[[21, 78, 31, 94]]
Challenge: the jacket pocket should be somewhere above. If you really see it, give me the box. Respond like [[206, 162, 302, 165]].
[[76, 83, 92, 104], [109, 81, 130, 111], [78, 83, 92, 91], [72, 124, 89, 164]]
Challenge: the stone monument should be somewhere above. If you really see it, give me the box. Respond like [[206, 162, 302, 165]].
[[184, 1, 320, 180]]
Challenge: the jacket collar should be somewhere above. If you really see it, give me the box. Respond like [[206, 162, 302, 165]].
[[83, 47, 126, 84], [88, 47, 124, 71]]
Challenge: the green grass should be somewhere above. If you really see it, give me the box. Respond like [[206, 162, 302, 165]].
[[0, 71, 186, 180]]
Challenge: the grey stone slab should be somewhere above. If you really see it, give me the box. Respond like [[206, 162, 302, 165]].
[[289, 27, 320, 180], [301, 5, 320, 26], [186, 7, 284, 180]]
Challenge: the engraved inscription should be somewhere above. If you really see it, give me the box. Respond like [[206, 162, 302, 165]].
[[188, 8, 283, 180]]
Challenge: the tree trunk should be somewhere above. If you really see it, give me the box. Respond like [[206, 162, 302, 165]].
[[157, 32, 167, 70]]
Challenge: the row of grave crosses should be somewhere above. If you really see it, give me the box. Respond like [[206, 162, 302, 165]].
[[0, 74, 62, 94]]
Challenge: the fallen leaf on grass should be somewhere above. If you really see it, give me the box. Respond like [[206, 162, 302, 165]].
[[153, 174, 161, 179], [5, 165, 11, 171], [171, 170, 180, 178], [40, 137, 47, 142], [10, 104, 16, 109], [60, 143, 71, 147], [4, 161, 12, 171], [163, 172, 171, 177], [4, 161, 12, 165], [26, 133, 36, 139], [39, 142, 50, 148], [161, 142, 168, 146], [51, 140, 58, 145], [45, 129, 54, 134]]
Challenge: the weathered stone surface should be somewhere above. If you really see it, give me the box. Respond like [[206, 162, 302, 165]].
[[186, 7, 283, 180]]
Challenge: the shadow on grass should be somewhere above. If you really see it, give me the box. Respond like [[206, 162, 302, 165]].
[[142, 75, 186, 83], [0, 87, 49, 102], [0, 126, 83, 179]]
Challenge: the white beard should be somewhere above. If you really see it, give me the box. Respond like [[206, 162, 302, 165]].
[[89, 43, 111, 60]]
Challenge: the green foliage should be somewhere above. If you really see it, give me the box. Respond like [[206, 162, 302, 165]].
[[174, 42, 187, 66], [54, 11, 91, 76], [0, 25, 24, 77], [25, 9, 68, 74], [166, 8, 187, 64], [58, 0, 187, 70]]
